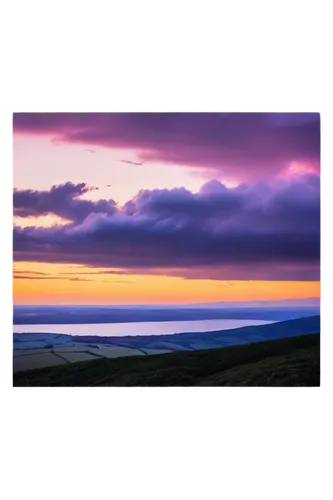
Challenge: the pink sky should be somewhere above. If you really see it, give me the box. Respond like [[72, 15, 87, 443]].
[[12, 113, 320, 303]]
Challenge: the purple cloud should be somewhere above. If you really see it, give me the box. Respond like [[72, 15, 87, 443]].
[[13, 174, 320, 281], [14, 182, 117, 223], [13, 113, 320, 181]]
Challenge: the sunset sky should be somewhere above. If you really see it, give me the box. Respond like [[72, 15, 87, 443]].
[[13, 113, 320, 305]]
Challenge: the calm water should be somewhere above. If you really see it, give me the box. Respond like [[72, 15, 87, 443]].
[[13, 319, 274, 337]]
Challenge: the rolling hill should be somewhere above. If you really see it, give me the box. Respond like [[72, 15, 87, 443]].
[[62, 314, 321, 350], [13, 332, 320, 387], [13, 315, 320, 374]]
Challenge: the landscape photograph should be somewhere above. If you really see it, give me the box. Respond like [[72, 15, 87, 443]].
[[12, 112, 320, 386]]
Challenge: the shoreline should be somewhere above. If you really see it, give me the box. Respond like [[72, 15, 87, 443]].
[[13, 315, 320, 373]]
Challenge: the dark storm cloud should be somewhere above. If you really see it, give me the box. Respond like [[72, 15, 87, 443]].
[[13, 175, 320, 280], [13, 113, 320, 180], [13, 182, 117, 222]]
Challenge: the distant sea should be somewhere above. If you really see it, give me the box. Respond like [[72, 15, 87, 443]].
[[13, 319, 274, 337]]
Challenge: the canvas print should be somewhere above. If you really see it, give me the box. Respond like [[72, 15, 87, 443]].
[[12, 113, 320, 386]]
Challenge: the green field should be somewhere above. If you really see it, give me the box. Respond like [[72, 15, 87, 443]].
[[13, 333, 320, 387]]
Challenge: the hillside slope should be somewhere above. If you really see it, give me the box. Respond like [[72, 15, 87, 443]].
[[13, 332, 320, 387], [68, 315, 321, 350]]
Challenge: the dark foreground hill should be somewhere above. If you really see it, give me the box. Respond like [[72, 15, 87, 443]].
[[13, 332, 320, 387]]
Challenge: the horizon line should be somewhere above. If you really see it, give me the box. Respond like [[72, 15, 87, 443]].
[[13, 297, 320, 307]]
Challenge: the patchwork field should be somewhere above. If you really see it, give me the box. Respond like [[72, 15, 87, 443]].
[[13, 352, 67, 372], [13, 315, 320, 373], [47, 345, 99, 353], [13, 333, 320, 387], [13, 343, 148, 372], [14, 348, 56, 356], [53, 352, 100, 363], [88, 345, 145, 358], [140, 348, 172, 355]]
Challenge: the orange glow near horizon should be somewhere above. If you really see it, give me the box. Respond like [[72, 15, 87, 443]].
[[13, 262, 320, 305]]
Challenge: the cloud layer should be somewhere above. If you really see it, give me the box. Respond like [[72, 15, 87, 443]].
[[13, 113, 320, 181], [14, 182, 117, 223], [13, 174, 320, 281]]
